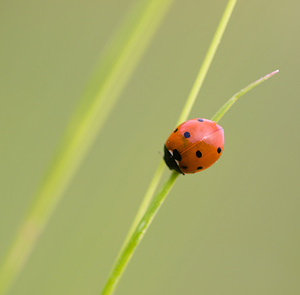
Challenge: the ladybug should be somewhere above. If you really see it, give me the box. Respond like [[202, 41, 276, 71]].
[[163, 118, 224, 174]]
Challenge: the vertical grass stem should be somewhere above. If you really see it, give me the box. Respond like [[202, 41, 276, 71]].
[[0, 0, 174, 294]]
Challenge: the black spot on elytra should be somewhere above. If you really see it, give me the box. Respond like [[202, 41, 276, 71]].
[[174, 128, 178, 133], [173, 149, 182, 161], [182, 166, 188, 169], [196, 150, 202, 158], [184, 131, 190, 138], [217, 147, 222, 153], [198, 119, 204, 122], [197, 166, 203, 170]]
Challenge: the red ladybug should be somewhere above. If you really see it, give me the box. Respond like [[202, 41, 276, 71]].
[[164, 118, 224, 174]]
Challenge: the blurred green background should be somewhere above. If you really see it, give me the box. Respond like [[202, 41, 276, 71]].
[[1, 0, 299, 294]]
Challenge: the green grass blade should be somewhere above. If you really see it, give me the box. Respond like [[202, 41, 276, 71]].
[[101, 1, 237, 294], [101, 172, 179, 295], [118, 160, 165, 253], [101, 69, 279, 295], [177, 0, 237, 125], [211, 70, 279, 123], [119, 0, 237, 256], [0, 1, 174, 294]]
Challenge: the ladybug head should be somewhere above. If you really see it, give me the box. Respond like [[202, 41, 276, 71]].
[[163, 145, 184, 175]]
